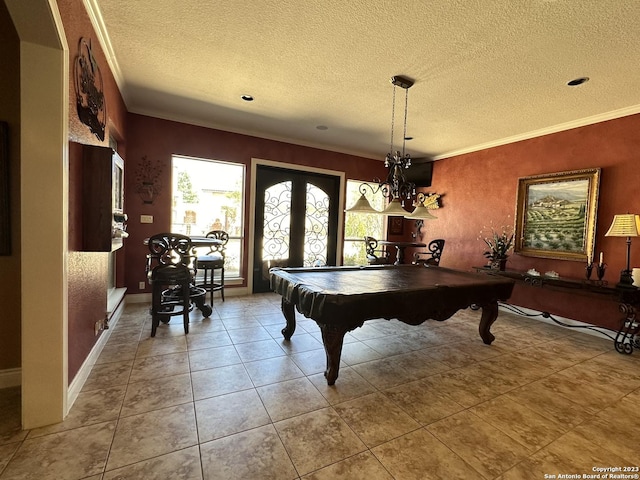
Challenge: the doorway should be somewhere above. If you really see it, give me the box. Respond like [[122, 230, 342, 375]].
[[252, 165, 341, 293]]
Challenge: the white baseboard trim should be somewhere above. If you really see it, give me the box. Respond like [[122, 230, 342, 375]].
[[126, 286, 250, 304], [0, 368, 21, 389], [66, 296, 126, 412], [499, 303, 615, 339]]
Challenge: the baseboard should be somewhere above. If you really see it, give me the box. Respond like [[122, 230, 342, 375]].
[[67, 296, 126, 411], [0, 368, 21, 389], [126, 285, 250, 304], [499, 303, 616, 339]]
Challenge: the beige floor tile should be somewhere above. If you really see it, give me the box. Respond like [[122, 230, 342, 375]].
[[187, 344, 242, 371], [290, 348, 331, 375], [427, 410, 530, 478], [308, 367, 377, 404], [120, 372, 192, 417], [81, 359, 133, 392], [136, 335, 188, 358], [95, 342, 139, 364], [28, 385, 126, 437], [107, 403, 198, 471], [302, 451, 394, 479], [505, 380, 594, 427], [340, 341, 385, 365], [278, 332, 324, 354], [233, 338, 286, 362], [371, 428, 480, 480], [275, 407, 367, 475], [195, 389, 271, 442], [2, 297, 634, 480], [257, 377, 329, 422], [191, 364, 254, 400], [351, 357, 422, 389], [226, 325, 272, 344], [184, 330, 232, 351], [0, 442, 20, 473], [334, 392, 420, 447], [383, 379, 465, 425], [470, 395, 568, 452], [1, 421, 115, 480], [500, 430, 632, 479], [573, 395, 640, 464], [200, 424, 298, 480], [243, 355, 305, 386], [128, 351, 190, 383], [103, 446, 203, 479]]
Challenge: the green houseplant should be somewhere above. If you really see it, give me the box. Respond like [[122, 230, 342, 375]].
[[482, 227, 514, 270]]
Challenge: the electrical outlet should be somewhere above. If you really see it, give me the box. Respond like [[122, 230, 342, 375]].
[[94, 320, 102, 336], [140, 215, 154, 224], [139, 281, 146, 290]]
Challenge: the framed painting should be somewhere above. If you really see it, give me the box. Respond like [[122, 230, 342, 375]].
[[514, 168, 601, 262], [0, 121, 9, 256]]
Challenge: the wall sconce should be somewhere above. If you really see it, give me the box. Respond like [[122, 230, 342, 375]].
[[135, 155, 163, 205], [605, 213, 640, 288]]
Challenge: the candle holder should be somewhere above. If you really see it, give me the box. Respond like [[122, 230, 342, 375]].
[[597, 263, 607, 281], [585, 263, 593, 280]]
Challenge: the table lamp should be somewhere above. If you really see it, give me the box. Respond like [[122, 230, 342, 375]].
[[604, 213, 640, 288]]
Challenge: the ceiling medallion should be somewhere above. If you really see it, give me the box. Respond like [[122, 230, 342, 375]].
[[73, 38, 106, 141]]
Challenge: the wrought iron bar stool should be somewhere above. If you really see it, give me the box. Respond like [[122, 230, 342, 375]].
[[196, 230, 228, 304], [146, 233, 211, 337]]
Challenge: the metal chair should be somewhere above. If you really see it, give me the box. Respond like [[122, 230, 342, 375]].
[[364, 236, 392, 265], [413, 239, 445, 266], [195, 230, 229, 304], [146, 233, 211, 337]]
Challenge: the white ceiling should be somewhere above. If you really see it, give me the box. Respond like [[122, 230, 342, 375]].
[[88, 0, 640, 160]]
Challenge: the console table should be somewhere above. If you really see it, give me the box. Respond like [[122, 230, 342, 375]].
[[473, 266, 640, 354]]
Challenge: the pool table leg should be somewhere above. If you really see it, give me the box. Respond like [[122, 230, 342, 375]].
[[479, 301, 498, 344], [280, 298, 297, 340], [319, 325, 347, 385]]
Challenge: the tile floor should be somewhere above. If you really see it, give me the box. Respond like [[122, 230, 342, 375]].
[[1, 293, 639, 479]]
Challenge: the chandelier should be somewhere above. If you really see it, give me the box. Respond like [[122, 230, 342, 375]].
[[346, 75, 439, 220]]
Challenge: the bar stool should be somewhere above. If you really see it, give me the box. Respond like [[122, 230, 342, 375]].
[[146, 233, 211, 337], [196, 230, 228, 304]]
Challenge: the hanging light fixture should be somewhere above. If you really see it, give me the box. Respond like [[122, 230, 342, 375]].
[[346, 75, 440, 220]]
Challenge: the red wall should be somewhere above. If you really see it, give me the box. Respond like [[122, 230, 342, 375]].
[[123, 113, 388, 293], [420, 114, 640, 329], [58, 0, 128, 381]]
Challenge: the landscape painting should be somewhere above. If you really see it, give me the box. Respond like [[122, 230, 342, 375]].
[[514, 168, 601, 262]]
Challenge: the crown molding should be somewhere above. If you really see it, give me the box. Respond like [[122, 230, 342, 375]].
[[434, 104, 640, 160]]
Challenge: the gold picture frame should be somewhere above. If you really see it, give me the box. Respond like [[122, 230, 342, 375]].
[[514, 168, 601, 262]]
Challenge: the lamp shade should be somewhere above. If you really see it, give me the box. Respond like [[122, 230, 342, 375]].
[[381, 199, 410, 216], [345, 193, 381, 214], [604, 214, 640, 237], [404, 202, 437, 220]]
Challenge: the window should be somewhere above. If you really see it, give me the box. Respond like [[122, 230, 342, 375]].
[[171, 155, 245, 278], [343, 180, 385, 265]]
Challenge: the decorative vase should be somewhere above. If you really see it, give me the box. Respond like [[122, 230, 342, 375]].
[[490, 257, 508, 271]]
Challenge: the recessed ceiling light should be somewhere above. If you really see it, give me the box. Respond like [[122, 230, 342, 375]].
[[567, 77, 589, 87], [316, 125, 328, 130], [241, 95, 254, 101]]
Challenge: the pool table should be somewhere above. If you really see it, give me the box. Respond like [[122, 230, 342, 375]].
[[270, 264, 515, 385]]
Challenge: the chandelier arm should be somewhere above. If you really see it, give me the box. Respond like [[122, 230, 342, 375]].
[[402, 87, 409, 158], [388, 85, 397, 166]]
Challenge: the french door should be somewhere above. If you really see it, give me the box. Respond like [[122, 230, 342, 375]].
[[252, 165, 340, 293]]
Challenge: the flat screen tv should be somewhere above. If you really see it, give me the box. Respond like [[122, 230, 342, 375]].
[[405, 159, 433, 187]]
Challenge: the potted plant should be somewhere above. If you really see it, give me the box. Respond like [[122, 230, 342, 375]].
[[482, 227, 514, 271]]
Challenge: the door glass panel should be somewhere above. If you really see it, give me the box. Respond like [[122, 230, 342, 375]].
[[304, 182, 329, 267], [263, 181, 292, 264]]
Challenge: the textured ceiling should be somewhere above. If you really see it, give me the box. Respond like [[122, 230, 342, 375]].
[[88, 0, 640, 160]]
